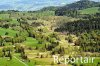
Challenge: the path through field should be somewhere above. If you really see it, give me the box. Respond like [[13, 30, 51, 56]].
[[13, 56, 29, 66]]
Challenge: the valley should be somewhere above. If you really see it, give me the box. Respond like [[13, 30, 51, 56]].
[[0, 0, 100, 66]]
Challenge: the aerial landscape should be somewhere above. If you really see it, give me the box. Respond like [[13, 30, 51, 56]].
[[0, 0, 100, 66]]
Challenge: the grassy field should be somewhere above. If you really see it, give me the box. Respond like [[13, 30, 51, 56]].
[[79, 7, 99, 14], [10, 18, 19, 24], [0, 14, 10, 19], [0, 27, 18, 36], [32, 11, 55, 18], [35, 11, 55, 16], [0, 57, 26, 66], [22, 37, 44, 48]]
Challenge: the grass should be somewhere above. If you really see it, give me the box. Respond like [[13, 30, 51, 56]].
[[0, 27, 18, 36], [79, 7, 100, 14], [10, 18, 19, 25], [0, 57, 25, 66], [14, 53, 35, 66], [31, 58, 53, 65], [0, 14, 10, 19], [23, 37, 43, 48], [32, 11, 55, 18]]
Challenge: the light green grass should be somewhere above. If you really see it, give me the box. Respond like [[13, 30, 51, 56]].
[[23, 37, 43, 47], [10, 19, 19, 24], [32, 11, 55, 18], [0, 14, 10, 19], [79, 7, 100, 14], [0, 57, 25, 66], [14, 53, 35, 66], [31, 58, 53, 65], [0, 27, 18, 36]]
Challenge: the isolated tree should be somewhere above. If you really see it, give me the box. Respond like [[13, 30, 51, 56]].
[[8, 50, 12, 60]]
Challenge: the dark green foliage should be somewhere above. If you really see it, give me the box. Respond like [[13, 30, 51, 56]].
[[97, 62, 100, 66], [5, 32, 9, 35], [2, 24, 9, 29], [75, 30, 100, 52], [68, 35, 73, 43], [15, 45, 25, 53], [95, 13, 100, 17], [21, 52, 28, 60], [4, 37, 12, 42], [13, 36, 26, 43], [55, 17, 100, 34], [55, 0, 100, 17], [0, 10, 19, 14], [57, 0, 100, 10], [2, 47, 13, 59], [20, 47, 28, 60], [72, 63, 78, 66], [40, 6, 58, 11], [27, 17, 37, 20], [51, 46, 65, 55], [8, 50, 12, 60], [55, 9, 79, 17], [31, 22, 43, 27], [0, 36, 4, 46], [98, 7, 100, 11]]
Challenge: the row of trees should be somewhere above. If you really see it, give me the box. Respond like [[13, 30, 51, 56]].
[[28, 29, 60, 51], [75, 30, 100, 52], [55, 17, 100, 35], [15, 45, 28, 60], [55, 9, 79, 17], [0, 47, 13, 60]]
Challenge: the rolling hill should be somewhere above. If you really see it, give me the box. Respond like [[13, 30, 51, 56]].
[[54, 0, 100, 16], [79, 7, 100, 14], [58, 0, 100, 10]]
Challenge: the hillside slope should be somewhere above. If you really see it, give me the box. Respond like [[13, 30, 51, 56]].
[[79, 7, 100, 14], [59, 0, 100, 10]]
